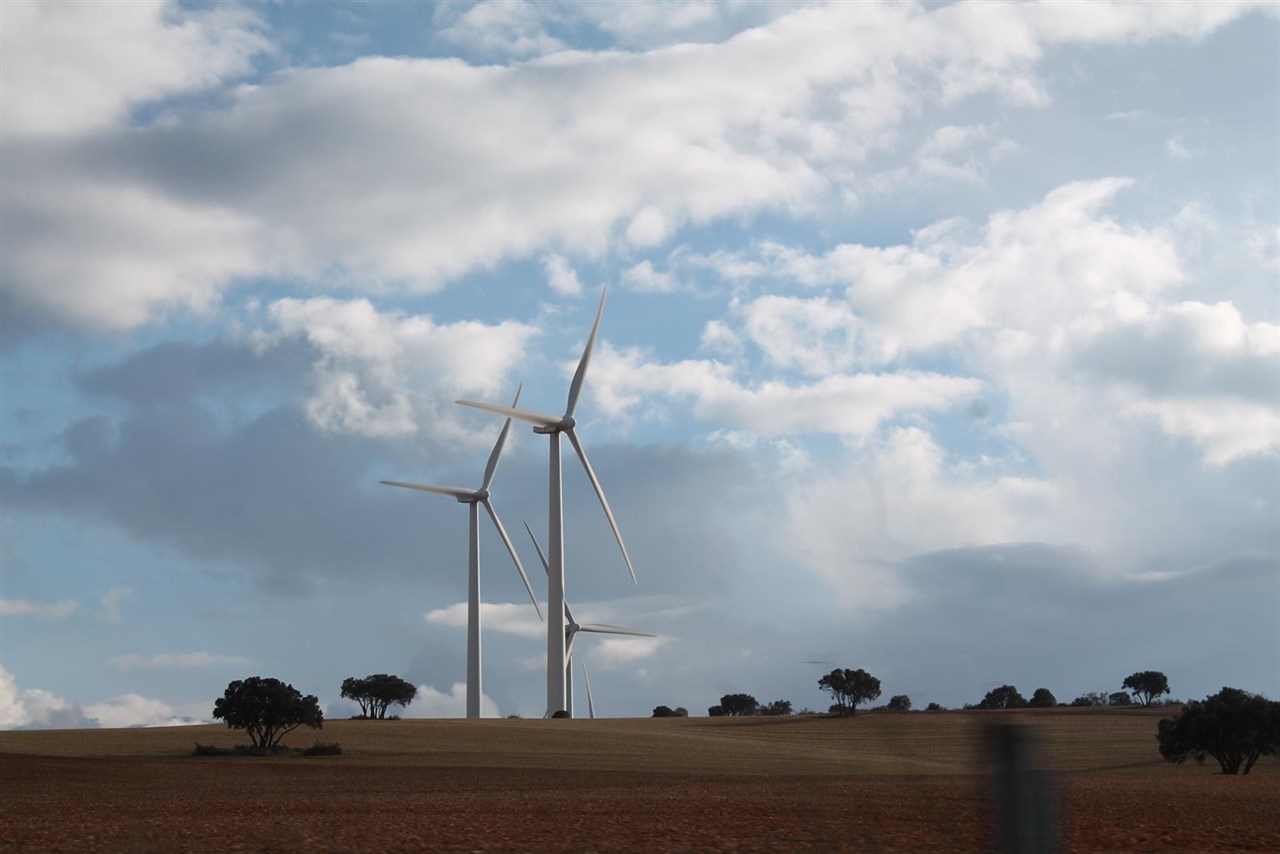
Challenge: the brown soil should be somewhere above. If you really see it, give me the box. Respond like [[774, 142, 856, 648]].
[[1, 711, 1276, 852]]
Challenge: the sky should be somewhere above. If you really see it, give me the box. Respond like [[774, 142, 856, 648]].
[[1, 0, 1277, 728]]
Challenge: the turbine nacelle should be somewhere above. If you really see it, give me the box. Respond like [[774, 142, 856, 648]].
[[532, 415, 574, 434]]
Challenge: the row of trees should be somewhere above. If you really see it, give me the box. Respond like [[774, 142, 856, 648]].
[[971, 672, 1172, 711], [212, 673, 417, 751]]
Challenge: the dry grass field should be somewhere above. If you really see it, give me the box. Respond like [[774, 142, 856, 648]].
[[2, 707, 1276, 852]]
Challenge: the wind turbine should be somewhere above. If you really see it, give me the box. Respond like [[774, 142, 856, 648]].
[[524, 521, 654, 718], [380, 386, 542, 720], [582, 659, 596, 720], [459, 289, 635, 717]]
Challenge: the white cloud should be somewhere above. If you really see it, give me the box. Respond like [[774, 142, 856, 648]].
[[0, 667, 92, 730], [0, 598, 79, 620], [621, 260, 679, 294], [0, 0, 271, 137], [4, 1, 1265, 331], [1124, 397, 1279, 468], [403, 682, 500, 719], [252, 298, 538, 442], [588, 342, 983, 437], [106, 652, 254, 671], [83, 694, 203, 729], [782, 427, 1061, 609], [434, 0, 565, 59], [1166, 134, 1193, 159], [543, 254, 584, 297], [425, 601, 544, 639], [589, 634, 668, 665], [100, 588, 135, 622]]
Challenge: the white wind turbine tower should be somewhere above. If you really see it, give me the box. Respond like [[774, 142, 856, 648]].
[[458, 289, 635, 717], [380, 387, 542, 720], [524, 521, 654, 718]]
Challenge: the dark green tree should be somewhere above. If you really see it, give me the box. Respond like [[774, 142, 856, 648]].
[[341, 674, 417, 719], [1109, 691, 1132, 707], [212, 677, 323, 750], [1070, 691, 1108, 707], [887, 694, 912, 712], [1157, 687, 1280, 775], [761, 699, 793, 716], [652, 705, 679, 717], [1028, 688, 1057, 708], [978, 685, 1027, 710], [707, 704, 726, 717], [818, 668, 881, 716], [718, 693, 759, 716], [1122, 671, 1170, 707], [925, 702, 944, 711]]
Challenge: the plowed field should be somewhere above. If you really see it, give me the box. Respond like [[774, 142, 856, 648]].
[[2, 709, 1276, 852]]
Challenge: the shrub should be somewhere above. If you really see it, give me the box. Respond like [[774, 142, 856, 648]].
[[193, 743, 231, 756], [302, 742, 343, 756]]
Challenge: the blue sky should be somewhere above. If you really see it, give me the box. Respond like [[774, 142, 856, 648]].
[[1, 0, 1277, 727]]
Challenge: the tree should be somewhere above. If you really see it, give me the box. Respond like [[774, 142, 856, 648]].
[[341, 674, 417, 719], [887, 695, 912, 712], [761, 699, 793, 716], [978, 685, 1027, 710], [1070, 692, 1108, 707], [818, 668, 881, 716], [718, 693, 759, 716], [212, 677, 323, 751], [1157, 687, 1280, 775], [925, 702, 944, 712], [1028, 688, 1057, 708], [708, 705, 726, 717], [652, 705, 679, 718], [673, 707, 689, 717], [1123, 671, 1170, 707], [1109, 691, 1132, 707]]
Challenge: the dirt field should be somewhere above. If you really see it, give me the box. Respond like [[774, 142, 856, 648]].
[[2, 708, 1277, 852]]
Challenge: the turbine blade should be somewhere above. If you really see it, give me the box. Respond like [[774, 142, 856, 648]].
[[565, 288, 607, 419], [522, 520, 550, 573], [583, 658, 596, 720], [523, 521, 574, 625], [457, 400, 562, 430], [483, 499, 543, 621], [576, 623, 655, 638], [565, 427, 637, 585], [480, 385, 523, 492], [380, 480, 476, 500]]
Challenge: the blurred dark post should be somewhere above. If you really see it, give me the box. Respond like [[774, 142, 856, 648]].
[[987, 722, 1059, 853]]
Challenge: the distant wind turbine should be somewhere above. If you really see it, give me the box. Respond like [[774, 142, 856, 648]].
[[459, 289, 635, 717], [582, 658, 596, 720], [381, 386, 541, 720], [524, 520, 654, 718]]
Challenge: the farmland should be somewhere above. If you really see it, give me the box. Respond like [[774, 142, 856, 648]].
[[2, 707, 1276, 852]]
